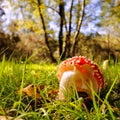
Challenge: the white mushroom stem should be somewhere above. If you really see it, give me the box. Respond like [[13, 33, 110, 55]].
[[58, 71, 75, 100]]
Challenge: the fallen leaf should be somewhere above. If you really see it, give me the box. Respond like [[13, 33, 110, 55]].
[[48, 89, 59, 96], [22, 84, 45, 100], [19, 84, 59, 101]]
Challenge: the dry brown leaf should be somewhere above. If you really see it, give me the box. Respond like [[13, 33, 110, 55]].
[[20, 84, 59, 101], [48, 89, 59, 97], [22, 84, 45, 100]]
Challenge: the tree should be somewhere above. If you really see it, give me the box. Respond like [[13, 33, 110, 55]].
[[58, 0, 86, 59], [71, 0, 85, 56], [58, 0, 65, 59], [5, 0, 92, 62], [7, 0, 57, 62], [100, 0, 120, 36], [20, 0, 86, 61], [99, 0, 120, 61], [37, 0, 57, 62]]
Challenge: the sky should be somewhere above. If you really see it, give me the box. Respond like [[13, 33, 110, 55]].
[[0, 0, 106, 35], [0, 0, 13, 32]]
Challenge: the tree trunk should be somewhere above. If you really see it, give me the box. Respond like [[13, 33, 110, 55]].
[[58, 0, 65, 60], [37, 0, 56, 62], [67, 0, 74, 57], [71, 0, 85, 56], [61, 0, 74, 59]]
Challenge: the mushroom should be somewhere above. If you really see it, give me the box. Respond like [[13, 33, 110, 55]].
[[103, 59, 109, 70], [57, 56, 104, 100]]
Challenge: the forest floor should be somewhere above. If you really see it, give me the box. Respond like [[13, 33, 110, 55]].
[[0, 57, 120, 120]]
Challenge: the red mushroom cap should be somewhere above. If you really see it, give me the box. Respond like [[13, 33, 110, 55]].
[[57, 56, 104, 99]]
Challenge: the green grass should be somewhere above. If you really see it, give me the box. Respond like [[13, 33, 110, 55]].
[[0, 57, 120, 120]]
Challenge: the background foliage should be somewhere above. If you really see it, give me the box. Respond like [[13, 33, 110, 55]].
[[0, 0, 120, 62]]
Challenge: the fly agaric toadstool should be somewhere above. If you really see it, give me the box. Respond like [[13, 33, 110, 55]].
[[57, 56, 104, 100]]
